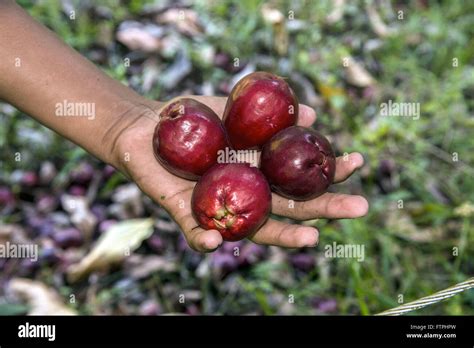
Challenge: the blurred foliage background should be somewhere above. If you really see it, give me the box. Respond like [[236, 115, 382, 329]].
[[1, 0, 474, 315]]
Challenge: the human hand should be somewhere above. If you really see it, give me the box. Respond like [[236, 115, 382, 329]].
[[112, 96, 369, 252], [0, 3, 367, 252]]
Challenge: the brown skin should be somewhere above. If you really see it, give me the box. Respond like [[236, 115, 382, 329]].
[[0, 1, 369, 252]]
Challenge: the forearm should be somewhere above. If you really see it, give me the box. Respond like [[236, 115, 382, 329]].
[[0, 1, 158, 166]]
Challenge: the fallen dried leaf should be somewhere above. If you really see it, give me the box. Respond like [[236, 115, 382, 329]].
[[261, 4, 284, 24], [344, 56, 376, 87], [124, 254, 177, 279], [61, 194, 97, 240], [67, 218, 154, 282], [8, 278, 76, 315], [366, 4, 396, 38], [0, 224, 31, 245], [454, 202, 474, 217], [112, 183, 144, 217], [261, 4, 288, 55], [116, 21, 164, 52], [156, 8, 203, 36], [326, 0, 346, 24], [386, 209, 444, 242]]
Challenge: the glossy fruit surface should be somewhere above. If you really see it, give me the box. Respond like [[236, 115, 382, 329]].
[[223, 72, 298, 150], [191, 163, 271, 241], [260, 126, 336, 200], [153, 98, 229, 180]]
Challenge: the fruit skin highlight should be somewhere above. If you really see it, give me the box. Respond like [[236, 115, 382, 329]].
[[152, 98, 229, 180], [223, 71, 298, 150], [260, 126, 336, 200], [191, 163, 271, 241]]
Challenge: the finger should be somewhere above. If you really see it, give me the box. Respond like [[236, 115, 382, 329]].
[[335, 152, 365, 183], [249, 219, 319, 247], [134, 169, 223, 252], [174, 211, 223, 252], [296, 104, 317, 127], [272, 192, 369, 220], [162, 188, 224, 252]]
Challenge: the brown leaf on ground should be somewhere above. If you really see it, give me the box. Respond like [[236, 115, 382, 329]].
[[116, 21, 164, 52], [386, 209, 444, 243], [67, 218, 154, 282], [261, 4, 288, 55], [8, 278, 76, 315], [344, 57, 376, 87], [61, 194, 97, 240], [0, 224, 31, 245], [155, 8, 203, 37], [326, 0, 346, 24], [124, 254, 178, 279], [366, 4, 396, 38]]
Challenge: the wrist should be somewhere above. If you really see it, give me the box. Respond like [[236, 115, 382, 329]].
[[104, 97, 163, 172]]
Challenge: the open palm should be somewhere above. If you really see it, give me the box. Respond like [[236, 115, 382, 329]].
[[114, 96, 369, 252]]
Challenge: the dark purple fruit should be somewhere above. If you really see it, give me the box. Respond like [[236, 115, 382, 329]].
[[260, 126, 336, 200]]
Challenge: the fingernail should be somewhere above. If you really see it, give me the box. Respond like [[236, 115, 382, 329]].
[[350, 153, 364, 168], [207, 242, 222, 253], [303, 229, 319, 247]]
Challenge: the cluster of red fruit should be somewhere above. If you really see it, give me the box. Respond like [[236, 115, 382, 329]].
[[153, 72, 336, 242]]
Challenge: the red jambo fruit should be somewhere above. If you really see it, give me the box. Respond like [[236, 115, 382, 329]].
[[153, 98, 229, 180], [223, 72, 298, 150], [260, 126, 336, 200], [191, 163, 271, 241]]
